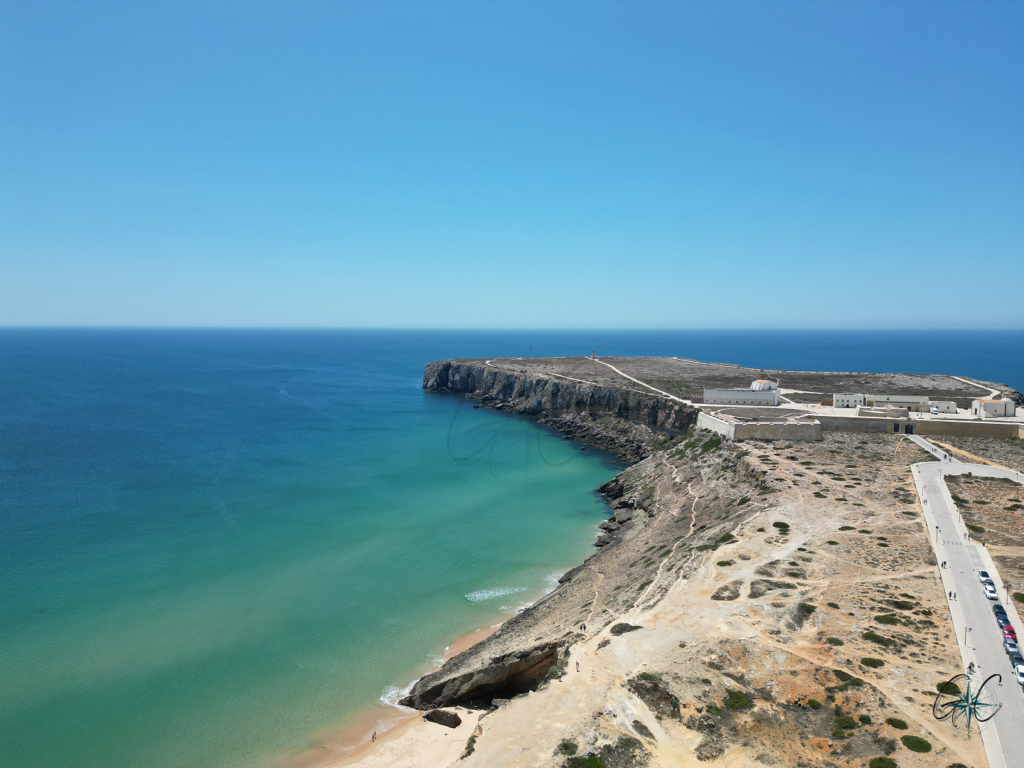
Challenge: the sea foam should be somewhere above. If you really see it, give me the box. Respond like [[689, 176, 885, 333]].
[[465, 586, 528, 602]]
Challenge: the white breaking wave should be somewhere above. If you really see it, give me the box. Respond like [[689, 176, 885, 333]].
[[380, 683, 416, 712], [466, 586, 528, 602], [543, 573, 563, 594]]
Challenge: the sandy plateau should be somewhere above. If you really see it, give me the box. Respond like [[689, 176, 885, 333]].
[[336, 429, 990, 768]]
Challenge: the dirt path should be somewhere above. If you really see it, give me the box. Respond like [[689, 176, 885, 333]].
[[951, 375, 1001, 399], [588, 358, 688, 403]]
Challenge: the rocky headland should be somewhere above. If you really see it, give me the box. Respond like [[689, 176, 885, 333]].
[[360, 357, 1007, 768]]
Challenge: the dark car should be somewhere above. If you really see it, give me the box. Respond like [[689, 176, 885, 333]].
[[995, 604, 1008, 617], [1010, 651, 1024, 669], [998, 614, 1014, 628]]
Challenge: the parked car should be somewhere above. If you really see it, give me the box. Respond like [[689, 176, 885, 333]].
[[995, 603, 1008, 617], [1009, 651, 1024, 669], [985, 583, 999, 600], [998, 614, 1014, 628], [1003, 626, 1018, 641], [979, 570, 992, 582], [1004, 638, 1019, 656], [1015, 664, 1024, 686]]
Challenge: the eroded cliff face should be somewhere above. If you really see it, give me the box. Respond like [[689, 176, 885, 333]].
[[423, 360, 698, 462]]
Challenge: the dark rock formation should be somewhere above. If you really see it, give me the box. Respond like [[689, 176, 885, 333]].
[[423, 709, 462, 728], [399, 642, 558, 710]]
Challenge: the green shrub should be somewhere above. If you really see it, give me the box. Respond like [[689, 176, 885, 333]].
[[861, 658, 884, 668], [807, 699, 821, 709], [723, 689, 755, 710], [826, 540, 839, 545], [701, 436, 723, 454], [827, 602, 840, 609], [863, 631, 891, 647], [772, 522, 790, 530], [891, 600, 914, 610], [900, 735, 932, 753], [835, 715, 857, 729], [832, 728, 848, 739], [566, 757, 607, 768], [737, 496, 750, 506], [826, 637, 844, 646], [885, 717, 907, 730], [833, 670, 854, 682], [859, 714, 872, 724], [716, 533, 735, 544], [965, 523, 985, 533], [875, 614, 899, 625], [1014, 592, 1024, 604], [716, 560, 734, 567], [609, 623, 642, 636], [557, 740, 579, 756], [936, 680, 961, 695], [839, 525, 855, 531], [869, 758, 897, 768], [637, 672, 657, 681]]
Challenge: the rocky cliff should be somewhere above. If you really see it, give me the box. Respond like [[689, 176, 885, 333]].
[[423, 360, 698, 461]]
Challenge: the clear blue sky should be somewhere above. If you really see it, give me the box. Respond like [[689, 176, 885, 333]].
[[1, 1, 1022, 328]]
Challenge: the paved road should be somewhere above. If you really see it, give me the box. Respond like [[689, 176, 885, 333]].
[[910, 444, 1024, 768]]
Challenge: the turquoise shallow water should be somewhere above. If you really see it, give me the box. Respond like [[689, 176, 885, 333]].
[[1, 328, 1021, 767], [0, 331, 619, 768]]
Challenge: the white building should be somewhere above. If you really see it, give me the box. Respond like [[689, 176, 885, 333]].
[[865, 394, 929, 407], [972, 398, 1016, 418], [834, 393, 865, 408], [750, 379, 779, 391], [927, 401, 957, 414], [704, 387, 781, 406]]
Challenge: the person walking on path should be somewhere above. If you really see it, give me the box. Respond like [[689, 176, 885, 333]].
[[576, 661, 580, 672]]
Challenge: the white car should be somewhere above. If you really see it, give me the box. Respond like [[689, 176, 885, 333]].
[[1016, 664, 1024, 686], [978, 570, 991, 582], [985, 583, 999, 600]]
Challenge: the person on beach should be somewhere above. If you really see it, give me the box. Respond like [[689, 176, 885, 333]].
[[371, 731, 376, 742], [576, 661, 580, 672]]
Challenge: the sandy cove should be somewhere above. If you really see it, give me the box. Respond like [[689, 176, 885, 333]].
[[331, 430, 989, 768]]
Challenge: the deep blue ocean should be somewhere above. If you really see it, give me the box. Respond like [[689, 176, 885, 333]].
[[1, 328, 1021, 768]]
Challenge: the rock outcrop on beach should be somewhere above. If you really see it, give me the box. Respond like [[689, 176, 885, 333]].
[[422, 709, 462, 728]]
